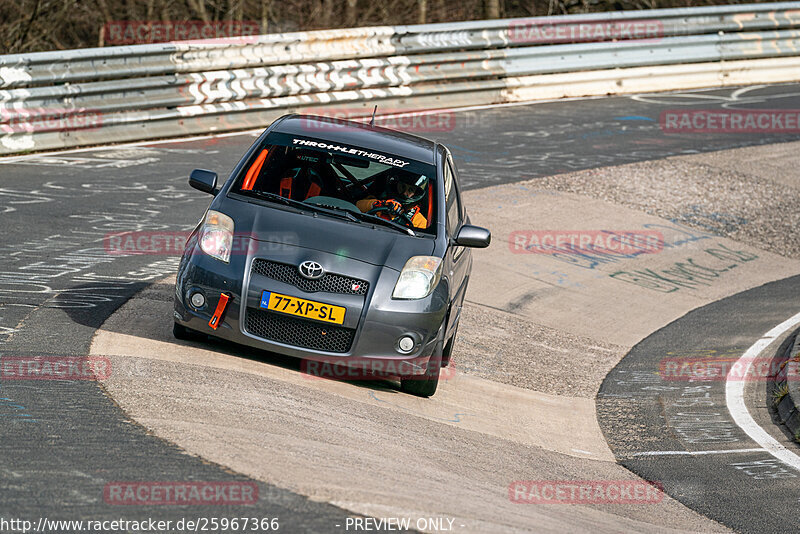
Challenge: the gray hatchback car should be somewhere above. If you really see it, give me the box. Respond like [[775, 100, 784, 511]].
[[173, 114, 490, 396]]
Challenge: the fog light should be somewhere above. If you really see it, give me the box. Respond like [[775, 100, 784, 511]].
[[398, 336, 415, 354], [190, 291, 206, 309]]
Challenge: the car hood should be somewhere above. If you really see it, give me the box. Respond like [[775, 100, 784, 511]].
[[229, 198, 435, 271]]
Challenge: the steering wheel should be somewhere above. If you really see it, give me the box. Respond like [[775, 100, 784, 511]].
[[367, 205, 407, 222]]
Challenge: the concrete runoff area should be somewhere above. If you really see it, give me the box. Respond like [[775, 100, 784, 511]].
[[92, 141, 800, 532], [462, 187, 796, 348], [92, 280, 722, 533]]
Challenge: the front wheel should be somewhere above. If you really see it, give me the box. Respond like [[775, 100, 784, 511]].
[[441, 323, 458, 368], [400, 351, 441, 397]]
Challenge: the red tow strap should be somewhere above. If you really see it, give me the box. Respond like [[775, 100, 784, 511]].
[[208, 293, 231, 330]]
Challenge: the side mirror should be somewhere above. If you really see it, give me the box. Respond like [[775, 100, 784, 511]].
[[189, 169, 218, 194], [455, 225, 491, 248]]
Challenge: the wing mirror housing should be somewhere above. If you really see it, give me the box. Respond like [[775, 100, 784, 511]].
[[189, 169, 218, 195], [454, 225, 491, 248]]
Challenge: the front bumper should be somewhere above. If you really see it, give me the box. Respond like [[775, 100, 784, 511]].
[[174, 240, 447, 375]]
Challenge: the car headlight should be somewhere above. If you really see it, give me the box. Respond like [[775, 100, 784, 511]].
[[199, 210, 234, 263], [392, 256, 442, 299]]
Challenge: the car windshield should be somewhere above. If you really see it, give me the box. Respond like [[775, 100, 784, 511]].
[[232, 132, 437, 233]]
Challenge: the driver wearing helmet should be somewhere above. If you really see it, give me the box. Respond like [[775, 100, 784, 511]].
[[356, 170, 429, 229]]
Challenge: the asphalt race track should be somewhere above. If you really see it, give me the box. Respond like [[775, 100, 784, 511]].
[[599, 274, 800, 533], [2, 82, 800, 532]]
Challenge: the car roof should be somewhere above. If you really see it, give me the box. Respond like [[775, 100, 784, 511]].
[[272, 114, 438, 165]]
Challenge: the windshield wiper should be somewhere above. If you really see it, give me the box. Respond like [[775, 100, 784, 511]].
[[350, 211, 416, 236], [240, 190, 414, 236], [243, 190, 308, 211], [307, 203, 415, 236], [306, 203, 360, 223], [244, 190, 361, 223]]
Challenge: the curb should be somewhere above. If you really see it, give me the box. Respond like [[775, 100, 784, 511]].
[[771, 329, 800, 442]]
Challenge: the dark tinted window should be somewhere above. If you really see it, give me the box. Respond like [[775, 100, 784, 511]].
[[234, 133, 437, 232]]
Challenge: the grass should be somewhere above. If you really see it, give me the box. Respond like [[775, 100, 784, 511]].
[[773, 384, 790, 406]]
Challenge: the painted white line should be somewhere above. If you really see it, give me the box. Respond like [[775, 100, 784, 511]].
[[630, 448, 766, 457], [725, 311, 800, 473], [0, 129, 264, 163], [368, 94, 611, 118]]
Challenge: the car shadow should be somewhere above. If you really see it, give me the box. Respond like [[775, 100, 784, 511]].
[[199, 334, 404, 395], [52, 280, 152, 329]]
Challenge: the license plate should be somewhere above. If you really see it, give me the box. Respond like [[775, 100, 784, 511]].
[[259, 291, 345, 325]]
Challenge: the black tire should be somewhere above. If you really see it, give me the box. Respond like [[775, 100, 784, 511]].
[[400, 351, 441, 397], [441, 323, 458, 368], [173, 322, 204, 341]]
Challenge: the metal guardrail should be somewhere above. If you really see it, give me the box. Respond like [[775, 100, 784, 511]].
[[1, 2, 800, 155]]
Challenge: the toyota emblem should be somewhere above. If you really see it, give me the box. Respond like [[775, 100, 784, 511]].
[[299, 260, 324, 280]]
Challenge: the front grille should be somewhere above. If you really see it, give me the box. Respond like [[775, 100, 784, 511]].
[[251, 259, 369, 295], [245, 308, 354, 353]]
